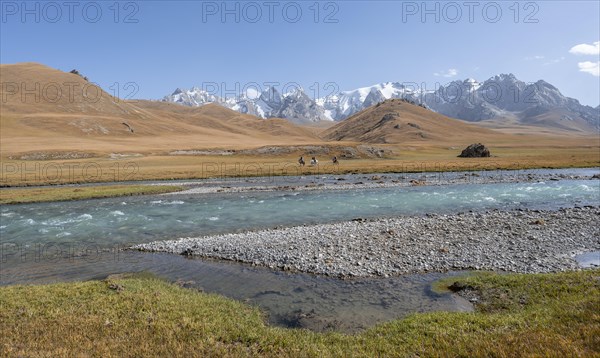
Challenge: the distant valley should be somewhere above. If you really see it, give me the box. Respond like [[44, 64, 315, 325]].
[[1, 62, 598, 186]]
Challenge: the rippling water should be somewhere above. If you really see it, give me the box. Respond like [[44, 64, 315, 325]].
[[2, 180, 598, 248], [1, 172, 598, 331]]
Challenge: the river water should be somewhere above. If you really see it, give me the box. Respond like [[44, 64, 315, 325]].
[[1, 168, 598, 332]]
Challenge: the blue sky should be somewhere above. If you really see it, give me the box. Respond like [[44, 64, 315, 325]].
[[2, 1, 599, 106]]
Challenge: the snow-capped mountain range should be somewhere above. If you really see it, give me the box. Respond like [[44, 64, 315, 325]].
[[167, 86, 331, 122], [163, 74, 599, 130]]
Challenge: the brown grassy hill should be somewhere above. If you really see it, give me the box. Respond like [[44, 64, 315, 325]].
[[0, 63, 321, 155], [323, 99, 499, 145], [132, 100, 318, 139], [473, 109, 598, 139]]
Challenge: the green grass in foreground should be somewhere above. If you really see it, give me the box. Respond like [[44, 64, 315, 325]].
[[1, 270, 599, 357], [0, 185, 184, 205]]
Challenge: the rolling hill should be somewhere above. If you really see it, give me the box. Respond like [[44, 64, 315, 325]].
[[0, 63, 321, 156], [322, 99, 499, 145], [1, 63, 598, 186], [1, 63, 597, 164]]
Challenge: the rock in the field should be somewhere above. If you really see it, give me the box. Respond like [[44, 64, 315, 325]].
[[458, 143, 491, 158], [380, 113, 399, 123], [448, 281, 474, 292], [107, 283, 124, 292]]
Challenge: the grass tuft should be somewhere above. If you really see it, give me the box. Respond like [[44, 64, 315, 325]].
[[1, 270, 599, 356], [0, 185, 184, 205]]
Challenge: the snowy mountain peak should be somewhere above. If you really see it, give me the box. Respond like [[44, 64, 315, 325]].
[[162, 74, 598, 129], [259, 86, 282, 107], [284, 87, 307, 98], [362, 88, 387, 108], [534, 79, 559, 91]]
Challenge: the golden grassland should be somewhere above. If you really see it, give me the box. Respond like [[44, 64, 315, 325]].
[[0, 270, 598, 357], [0, 185, 184, 204], [2, 63, 598, 187], [1, 145, 598, 187]]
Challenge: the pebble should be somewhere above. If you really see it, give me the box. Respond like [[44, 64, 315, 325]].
[[132, 207, 600, 279]]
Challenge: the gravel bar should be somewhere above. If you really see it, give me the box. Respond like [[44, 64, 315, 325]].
[[158, 173, 599, 195], [132, 207, 600, 278]]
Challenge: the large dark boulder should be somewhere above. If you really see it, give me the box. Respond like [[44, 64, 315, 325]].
[[458, 143, 491, 158]]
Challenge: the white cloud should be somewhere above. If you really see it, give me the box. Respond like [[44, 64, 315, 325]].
[[577, 61, 600, 76], [569, 41, 600, 76], [525, 55, 545, 61], [569, 41, 600, 55], [542, 57, 565, 66], [434, 68, 458, 78]]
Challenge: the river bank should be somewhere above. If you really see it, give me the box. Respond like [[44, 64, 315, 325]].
[[2, 270, 598, 356], [162, 169, 599, 195]]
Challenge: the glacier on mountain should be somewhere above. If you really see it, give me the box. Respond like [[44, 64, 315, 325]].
[[162, 74, 598, 128]]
